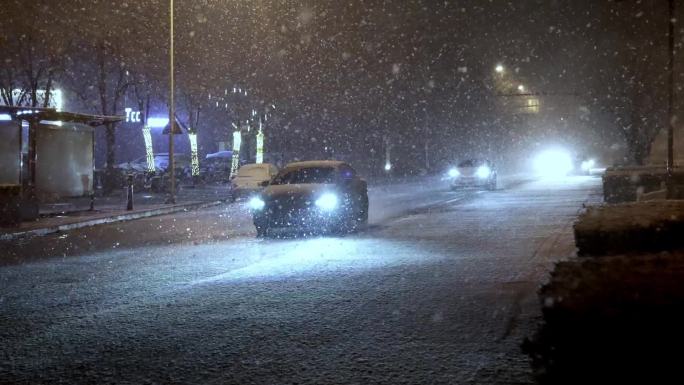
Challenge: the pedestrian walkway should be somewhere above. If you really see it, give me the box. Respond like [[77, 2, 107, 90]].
[[0, 184, 231, 240]]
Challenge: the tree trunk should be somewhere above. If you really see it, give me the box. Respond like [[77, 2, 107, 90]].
[[103, 122, 117, 193], [633, 143, 648, 166]]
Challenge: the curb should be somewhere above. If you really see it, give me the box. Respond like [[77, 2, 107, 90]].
[[0, 200, 225, 242]]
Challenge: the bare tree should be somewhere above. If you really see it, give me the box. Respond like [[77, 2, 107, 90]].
[[0, 2, 67, 109], [68, 37, 134, 191], [592, 0, 670, 164]]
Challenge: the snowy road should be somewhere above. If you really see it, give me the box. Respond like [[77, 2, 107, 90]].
[[0, 176, 600, 384]]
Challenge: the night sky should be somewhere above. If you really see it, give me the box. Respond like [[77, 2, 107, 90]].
[[1, 0, 678, 172]]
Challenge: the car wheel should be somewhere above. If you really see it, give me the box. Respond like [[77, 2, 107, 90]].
[[255, 225, 268, 238], [347, 196, 368, 233], [358, 200, 369, 227], [359, 208, 369, 226]]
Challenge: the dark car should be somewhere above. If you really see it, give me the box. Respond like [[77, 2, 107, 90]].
[[249, 160, 368, 236], [447, 159, 497, 190]]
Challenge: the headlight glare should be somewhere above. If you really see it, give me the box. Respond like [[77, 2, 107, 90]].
[[315, 193, 338, 211], [448, 168, 460, 178], [581, 159, 596, 172], [248, 196, 265, 210], [534, 149, 573, 178], [476, 165, 492, 179]]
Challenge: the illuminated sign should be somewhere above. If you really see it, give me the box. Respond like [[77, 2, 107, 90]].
[[125, 108, 141, 123], [147, 117, 169, 128]]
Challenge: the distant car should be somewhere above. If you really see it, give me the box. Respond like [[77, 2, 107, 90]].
[[577, 156, 605, 176], [201, 152, 232, 181], [154, 153, 190, 172], [205, 150, 232, 160], [229, 163, 278, 201], [447, 159, 497, 190], [115, 155, 153, 173], [115, 153, 190, 173], [249, 160, 368, 236]]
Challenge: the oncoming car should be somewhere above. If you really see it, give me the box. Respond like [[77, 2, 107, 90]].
[[447, 159, 497, 190], [249, 160, 368, 236]]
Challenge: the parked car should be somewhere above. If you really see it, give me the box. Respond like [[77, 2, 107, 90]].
[[205, 150, 232, 160], [229, 163, 278, 201], [154, 153, 191, 172], [114, 156, 153, 173], [249, 160, 368, 236], [115, 153, 190, 173], [201, 152, 232, 183], [447, 159, 497, 190]]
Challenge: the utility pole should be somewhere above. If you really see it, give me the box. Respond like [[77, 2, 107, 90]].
[[424, 107, 430, 172], [666, 0, 676, 198], [384, 135, 392, 173], [167, 0, 176, 203]]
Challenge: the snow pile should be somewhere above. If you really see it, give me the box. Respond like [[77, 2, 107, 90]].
[[602, 166, 667, 203], [602, 167, 684, 203], [524, 252, 684, 385], [574, 200, 684, 256]]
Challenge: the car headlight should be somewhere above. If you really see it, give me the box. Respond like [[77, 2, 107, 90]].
[[534, 149, 573, 178], [581, 159, 596, 172], [448, 168, 460, 178], [248, 196, 265, 210], [476, 165, 492, 179], [315, 193, 338, 211]]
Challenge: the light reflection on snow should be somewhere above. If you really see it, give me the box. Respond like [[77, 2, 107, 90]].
[[190, 237, 429, 284]]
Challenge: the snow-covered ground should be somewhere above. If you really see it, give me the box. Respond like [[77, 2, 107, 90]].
[[0, 175, 600, 384]]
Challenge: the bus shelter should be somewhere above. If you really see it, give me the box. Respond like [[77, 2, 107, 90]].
[[0, 106, 122, 225]]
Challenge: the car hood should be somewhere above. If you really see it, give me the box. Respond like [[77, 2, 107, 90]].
[[233, 177, 269, 189], [261, 183, 336, 202], [457, 166, 477, 177]]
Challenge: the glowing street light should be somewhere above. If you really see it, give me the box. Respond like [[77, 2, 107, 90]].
[[495, 64, 504, 74], [518, 84, 525, 92], [384, 136, 392, 172]]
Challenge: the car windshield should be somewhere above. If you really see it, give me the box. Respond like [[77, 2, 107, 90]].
[[458, 160, 487, 168], [237, 167, 269, 178], [271, 167, 335, 185]]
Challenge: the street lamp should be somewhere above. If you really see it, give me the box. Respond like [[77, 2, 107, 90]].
[[495, 64, 504, 74], [518, 84, 525, 92], [666, 0, 676, 198], [167, 0, 176, 203]]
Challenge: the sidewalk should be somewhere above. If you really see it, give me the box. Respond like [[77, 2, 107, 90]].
[[0, 184, 231, 241]]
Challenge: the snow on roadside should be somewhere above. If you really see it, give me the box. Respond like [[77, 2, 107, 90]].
[[574, 200, 684, 256]]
